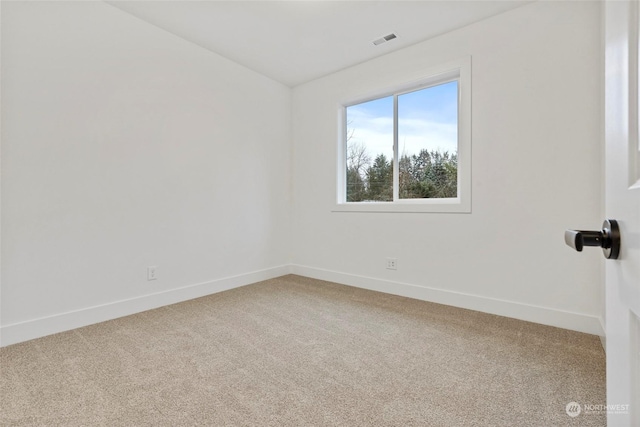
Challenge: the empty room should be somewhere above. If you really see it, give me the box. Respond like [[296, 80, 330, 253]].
[[1, 0, 638, 425]]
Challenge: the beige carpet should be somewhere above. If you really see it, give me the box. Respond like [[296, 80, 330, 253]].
[[1, 275, 606, 426]]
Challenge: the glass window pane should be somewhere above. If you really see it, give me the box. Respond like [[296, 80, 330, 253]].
[[398, 81, 458, 199], [346, 96, 393, 202]]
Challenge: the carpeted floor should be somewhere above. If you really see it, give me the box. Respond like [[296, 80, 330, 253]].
[[1, 275, 606, 426]]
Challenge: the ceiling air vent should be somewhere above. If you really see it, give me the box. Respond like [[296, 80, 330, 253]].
[[373, 33, 397, 46]]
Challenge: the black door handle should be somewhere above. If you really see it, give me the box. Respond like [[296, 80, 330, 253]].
[[564, 219, 620, 259]]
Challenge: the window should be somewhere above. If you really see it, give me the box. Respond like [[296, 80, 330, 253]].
[[336, 58, 471, 213]]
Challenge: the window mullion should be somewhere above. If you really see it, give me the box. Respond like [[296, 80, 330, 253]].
[[393, 94, 399, 201]]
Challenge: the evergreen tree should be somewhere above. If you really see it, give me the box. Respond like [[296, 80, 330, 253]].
[[346, 166, 366, 201], [366, 154, 393, 201], [346, 143, 457, 201]]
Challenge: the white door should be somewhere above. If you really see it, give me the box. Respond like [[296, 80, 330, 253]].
[[605, 1, 640, 426]]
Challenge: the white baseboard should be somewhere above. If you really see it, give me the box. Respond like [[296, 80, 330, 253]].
[[0, 265, 292, 347], [1, 264, 604, 347], [290, 264, 605, 337]]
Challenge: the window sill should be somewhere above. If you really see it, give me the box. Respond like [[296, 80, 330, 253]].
[[332, 200, 470, 214]]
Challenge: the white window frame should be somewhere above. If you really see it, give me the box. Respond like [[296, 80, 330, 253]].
[[334, 57, 471, 213]]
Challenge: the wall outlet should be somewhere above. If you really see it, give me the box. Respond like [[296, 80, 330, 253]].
[[386, 258, 397, 270], [147, 266, 158, 281]]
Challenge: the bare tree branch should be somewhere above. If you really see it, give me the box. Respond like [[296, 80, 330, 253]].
[[347, 140, 371, 174]]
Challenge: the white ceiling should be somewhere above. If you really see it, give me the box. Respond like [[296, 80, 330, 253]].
[[107, 1, 532, 87]]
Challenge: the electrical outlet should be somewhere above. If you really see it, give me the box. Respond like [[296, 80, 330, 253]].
[[147, 266, 158, 281], [386, 258, 397, 270]]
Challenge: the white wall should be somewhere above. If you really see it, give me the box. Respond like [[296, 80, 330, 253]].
[[291, 1, 604, 335], [1, 1, 291, 345], [1, 1, 605, 346]]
